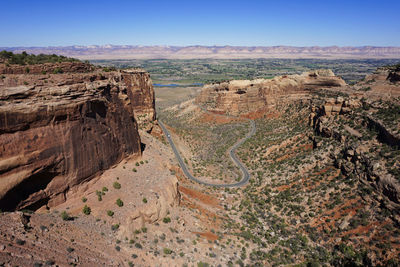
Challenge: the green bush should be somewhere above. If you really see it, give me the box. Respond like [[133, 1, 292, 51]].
[[82, 205, 91, 215], [81, 197, 87, 203], [96, 190, 102, 201], [61, 211, 71, 221], [116, 198, 124, 207], [113, 182, 121, 189], [107, 210, 114, 217], [163, 217, 171, 223], [163, 248, 173, 255], [53, 67, 63, 74], [142, 198, 147, 203]]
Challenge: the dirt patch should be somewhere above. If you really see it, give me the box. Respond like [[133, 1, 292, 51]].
[[199, 112, 241, 124], [192, 231, 219, 241], [181, 195, 222, 227], [179, 186, 221, 208], [241, 109, 280, 120]]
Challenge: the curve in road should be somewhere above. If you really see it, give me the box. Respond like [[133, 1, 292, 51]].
[[159, 113, 255, 188]]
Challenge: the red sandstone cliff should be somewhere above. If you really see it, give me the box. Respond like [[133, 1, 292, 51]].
[[196, 69, 346, 115], [0, 63, 156, 211]]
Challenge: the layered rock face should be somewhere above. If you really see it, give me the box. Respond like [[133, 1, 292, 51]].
[[310, 94, 400, 209], [0, 64, 156, 211], [196, 69, 346, 115], [120, 69, 156, 131]]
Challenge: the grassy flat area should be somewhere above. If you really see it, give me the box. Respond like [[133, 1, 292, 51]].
[[91, 58, 399, 85]]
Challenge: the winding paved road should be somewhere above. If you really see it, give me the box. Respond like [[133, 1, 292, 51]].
[[159, 114, 256, 188]]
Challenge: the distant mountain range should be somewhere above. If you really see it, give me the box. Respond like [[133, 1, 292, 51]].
[[1, 45, 400, 59]]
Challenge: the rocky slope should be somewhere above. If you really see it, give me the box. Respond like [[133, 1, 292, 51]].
[[196, 69, 346, 115], [159, 66, 400, 265], [0, 63, 156, 211]]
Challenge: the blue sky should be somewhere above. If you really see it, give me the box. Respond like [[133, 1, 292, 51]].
[[1, 0, 399, 47]]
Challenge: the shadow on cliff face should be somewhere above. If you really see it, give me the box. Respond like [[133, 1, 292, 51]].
[[0, 166, 57, 211], [140, 142, 146, 153]]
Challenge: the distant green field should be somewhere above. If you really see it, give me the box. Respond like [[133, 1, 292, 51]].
[[91, 58, 400, 85]]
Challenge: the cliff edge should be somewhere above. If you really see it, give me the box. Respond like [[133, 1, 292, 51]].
[[196, 69, 346, 115], [0, 63, 156, 211]]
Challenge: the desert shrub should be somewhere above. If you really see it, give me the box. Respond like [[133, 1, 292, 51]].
[[142, 198, 147, 203], [61, 211, 71, 221], [113, 182, 121, 189], [16, 239, 25, 245], [163, 248, 173, 254], [96, 190, 102, 201], [81, 197, 87, 203], [116, 198, 124, 207], [82, 205, 91, 215], [53, 67, 63, 74], [107, 210, 114, 217], [163, 217, 171, 223]]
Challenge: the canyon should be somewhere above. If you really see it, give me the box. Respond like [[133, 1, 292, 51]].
[[0, 56, 399, 266]]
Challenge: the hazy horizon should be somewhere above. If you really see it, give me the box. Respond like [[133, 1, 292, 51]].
[[2, 44, 400, 48]]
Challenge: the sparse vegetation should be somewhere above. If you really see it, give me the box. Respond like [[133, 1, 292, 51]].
[[107, 210, 114, 217], [116, 198, 124, 207], [82, 205, 91, 215], [0, 50, 80, 65], [162, 217, 171, 223], [61, 211, 71, 221], [113, 182, 121, 189]]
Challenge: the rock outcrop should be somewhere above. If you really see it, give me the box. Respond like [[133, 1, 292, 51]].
[[196, 69, 346, 115], [0, 64, 156, 211], [309, 91, 400, 211], [119, 176, 180, 238], [120, 69, 156, 132]]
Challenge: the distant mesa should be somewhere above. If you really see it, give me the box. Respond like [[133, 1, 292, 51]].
[[196, 69, 346, 116], [1, 45, 400, 59]]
